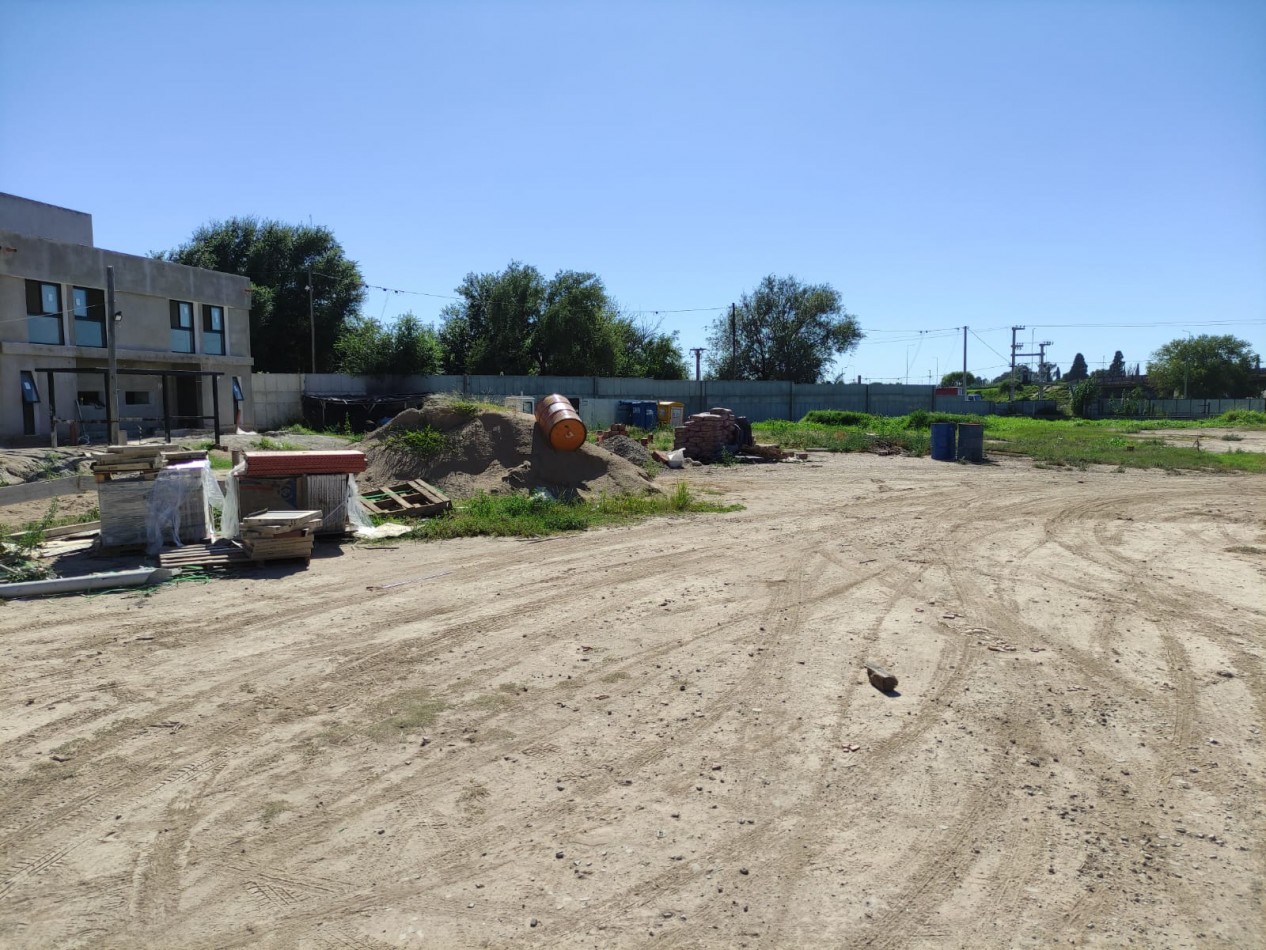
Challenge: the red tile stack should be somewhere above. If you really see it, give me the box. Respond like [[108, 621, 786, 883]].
[[243, 451, 367, 477]]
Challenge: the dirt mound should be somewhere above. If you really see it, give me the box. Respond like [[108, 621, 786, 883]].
[[599, 433, 652, 466], [360, 398, 658, 499]]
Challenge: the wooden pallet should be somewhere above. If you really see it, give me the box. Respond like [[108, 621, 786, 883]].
[[360, 479, 452, 518], [157, 542, 251, 570]]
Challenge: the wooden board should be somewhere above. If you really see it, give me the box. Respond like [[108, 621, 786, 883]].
[[360, 479, 452, 518], [158, 542, 251, 570], [241, 509, 324, 528]]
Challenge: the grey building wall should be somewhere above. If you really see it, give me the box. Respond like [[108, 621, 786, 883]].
[[0, 194, 93, 245], [1, 226, 252, 442]]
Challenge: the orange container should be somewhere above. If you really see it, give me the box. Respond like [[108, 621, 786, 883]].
[[534, 395, 587, 452]]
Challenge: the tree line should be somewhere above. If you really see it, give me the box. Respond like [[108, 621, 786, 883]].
[[160, 217, 864, 383], [162, 217, 1257, 396]]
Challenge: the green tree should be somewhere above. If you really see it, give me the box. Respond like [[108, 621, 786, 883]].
[[1107, 350, 1126, 376], [437, 263, 683, 378], [334, 312, 442, 375], [533, 271, 621, 376], [1070, 378, 1099, 418], [704, 275, 862, 383], [1065, 353, 1089, 382], [160, 217, 365, 373], [1147, 334, 1260, 398], [939, 371, 983, 388], [613, 317, 689, 380], [439, 262, 543, 375]]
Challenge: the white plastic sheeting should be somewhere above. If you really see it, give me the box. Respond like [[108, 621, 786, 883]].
[[143, 460, 224, 555]]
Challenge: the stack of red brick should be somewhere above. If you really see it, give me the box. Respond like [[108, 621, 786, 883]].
[[673, 407, 738, 461]]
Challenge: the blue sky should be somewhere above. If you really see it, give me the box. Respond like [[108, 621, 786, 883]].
[[3, 0, 1263, 383]]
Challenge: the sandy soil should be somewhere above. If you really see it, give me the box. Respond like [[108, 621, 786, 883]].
[[2, 454, 1264, 949], [1130, 427, 1266, 455]]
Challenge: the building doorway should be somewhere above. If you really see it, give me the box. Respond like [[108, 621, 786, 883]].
[[175, 375, 200, 428]]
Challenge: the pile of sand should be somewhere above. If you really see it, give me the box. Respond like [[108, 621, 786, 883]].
[[360, 398, 659, 499]]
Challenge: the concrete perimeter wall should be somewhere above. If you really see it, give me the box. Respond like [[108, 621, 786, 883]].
[[245, 373, 1064, 430]]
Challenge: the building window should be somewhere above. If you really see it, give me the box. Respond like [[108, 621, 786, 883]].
[[72, 286, 106, 347], [25, 280, 64, 345], [124, 391, 151, 405], [202, 304, 225, 355], [77, 391, 104, 407], [170, 300, 194, 353]]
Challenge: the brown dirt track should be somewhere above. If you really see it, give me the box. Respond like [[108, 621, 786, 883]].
[[2, 454, 1264, 949]]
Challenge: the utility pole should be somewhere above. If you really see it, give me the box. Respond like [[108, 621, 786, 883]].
[[689, 347, 705, 415], [1009, 325, 1025, 402], [729, 303, 737, 378], [307, 270, 316, 375], [1013, 336, 1052, 403], [962, 325, 968, 400], [106, 266, 121, 445], [1035, 341, 1052, 399]]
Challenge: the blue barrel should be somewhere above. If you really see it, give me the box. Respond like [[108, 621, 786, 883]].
[[930, 422, 957, 461], [956, 423, 984, 462], [615, 400, 634, 425]]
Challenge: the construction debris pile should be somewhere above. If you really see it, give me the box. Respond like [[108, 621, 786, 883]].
[[673, 408, 750, 462], [223, 450, 368, 538], [240, 510, 323, 563], [360, 397, 657, 500], [595, 433, 651, 466], [92, 445, 222, 554]]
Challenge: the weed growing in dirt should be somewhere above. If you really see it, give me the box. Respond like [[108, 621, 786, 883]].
[[252, 436, 302, 451], [279, 422, 364, 442], [383, 426, 447, 459], [363, 688, 446, 740], [0, 501, 60, 582], [450, 395, 505, 414], [261, 801, 292, 822], [407, 483, 741, 540]]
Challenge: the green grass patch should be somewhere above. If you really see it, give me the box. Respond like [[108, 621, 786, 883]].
[[749, 410, 1266, 473], [407, 482, 741, 540], [251, 436, 302, 451], [278, 421, 364, 442], [363, 688, 446, 741], [450, 395, 506, 414], [383, 426, 447, 458]]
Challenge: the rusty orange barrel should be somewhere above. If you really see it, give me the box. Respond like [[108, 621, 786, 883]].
[[534, 394, 587, 451]]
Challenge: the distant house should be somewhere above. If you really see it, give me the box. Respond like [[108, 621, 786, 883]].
[[0, 194, 252, 443]]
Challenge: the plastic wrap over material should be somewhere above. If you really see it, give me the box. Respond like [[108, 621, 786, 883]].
[[220, 463, 244, 539], [346, 475, 412, 538], [221, 470, 366, 539], [143, 460, 225, 555]]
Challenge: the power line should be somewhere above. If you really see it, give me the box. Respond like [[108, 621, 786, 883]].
[[969, 328, 1010, 363]]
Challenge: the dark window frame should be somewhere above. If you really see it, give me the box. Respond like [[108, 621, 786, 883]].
[[24, 279, 64, 345], [202, 304, 225, 355], [169, 300, 194, 353], [72, 286, 107, 348]]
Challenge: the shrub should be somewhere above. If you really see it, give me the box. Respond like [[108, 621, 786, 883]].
[[801, 410, 869, 426], [383, 426, 447, 458], [1070, 379, 1098, 419]]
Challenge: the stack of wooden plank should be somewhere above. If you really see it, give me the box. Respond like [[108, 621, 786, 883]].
[[91, 445, 166, 480], [240, 510, 323, 564], [91, 445, 210, 481], [359, 479, 451, 518]]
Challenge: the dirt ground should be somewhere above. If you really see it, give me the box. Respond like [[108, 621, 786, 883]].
[[2, 452, 1264, 949]]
